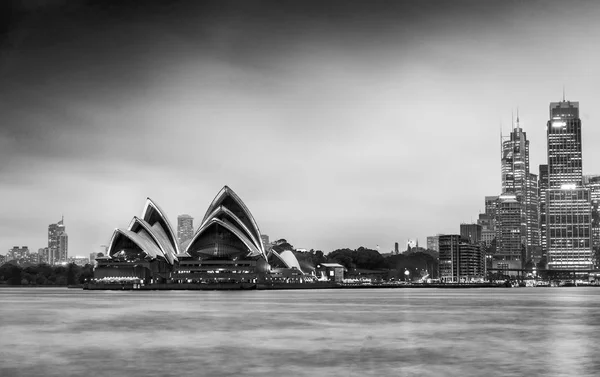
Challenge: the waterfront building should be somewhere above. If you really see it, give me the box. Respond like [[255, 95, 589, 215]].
[[493, 193, 523, 270], [94, 186, 305, 285], [426, 236, 439, 252], [48, 218, 67, 265], [438, 235, 484, 283], [546, 100, 592, 269], [177, 214, 194, 246], [315, 263, 345, 283], [460, 223, 482, 244]]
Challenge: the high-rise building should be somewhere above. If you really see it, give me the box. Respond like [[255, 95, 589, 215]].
[[48, 217, 66, 265], [438, 235, 484, 282], [546, 100, 592, 269], [460, 223, 482, 244], [394, 242, 399, 254], [500, 119, 539, 262], [583, 175, 600, 267], [494, 193, 523, 269], [426, 236, 439, 252], [58, 232, 68, 263], [177, 214, 194, 246], [539, 164, 549, 257]]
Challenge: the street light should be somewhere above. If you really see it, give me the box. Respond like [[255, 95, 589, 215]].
[[404, 269, 410, 282]]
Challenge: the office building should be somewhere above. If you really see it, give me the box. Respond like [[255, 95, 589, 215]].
[[438, 235, 484, 282], [494, 193, 523, 269], [546, 100, 592, 269], [177, 214, 194, 246], [539, 164, 549, 257], [460, 223, 482, 244], [584, 175, 600, 267], [500, 119, 539, 261]]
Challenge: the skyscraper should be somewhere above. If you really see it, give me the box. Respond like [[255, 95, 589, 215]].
[[583, 175, 600, 267], [48, 217, 66, 265], [498, 117, 539, 265], [546, 100, 592, 269], [538, 164, 549, 257], [177, 214, 194, 246]]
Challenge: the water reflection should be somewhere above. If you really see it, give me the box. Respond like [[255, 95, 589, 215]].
[[1, 287, 600, 376]]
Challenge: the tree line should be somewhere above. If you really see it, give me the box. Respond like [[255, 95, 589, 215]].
[[0, 262, 94, 286]]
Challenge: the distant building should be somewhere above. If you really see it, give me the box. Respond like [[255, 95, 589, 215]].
[[38, 248, 49, 264], [460, 223, 482, 244], [316, 263, 345, 283], [0, 254, 5, 265], [485, 196, 499, 218], [177, 214, 194, 245], [68, 256, 90, 266], [89, 252, 97, 265], [58, 232, 68, 263], [438, 235, 484, 283], [426, 236, 439, 252], [394, 242, 399, 254], [406, 239, 417, 250], [48, 217, 67, 265], [477, 214, 496, 247], [7, 246, 30, 264]]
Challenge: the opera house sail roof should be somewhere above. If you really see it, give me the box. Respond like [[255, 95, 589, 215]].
[[186, 186, 266, 260]]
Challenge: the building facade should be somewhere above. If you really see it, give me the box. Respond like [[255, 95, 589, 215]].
[[460, 223, 482, 244], [438, 235, 484, 282], [539, 164, 549, 257], [494, 193, 523, 269], [546, 101, 592, 269]]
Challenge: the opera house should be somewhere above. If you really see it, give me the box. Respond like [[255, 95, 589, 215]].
[[93, 186, 312, 288]]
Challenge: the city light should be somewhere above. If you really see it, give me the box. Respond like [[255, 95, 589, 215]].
[[552, 121, 566, 127]]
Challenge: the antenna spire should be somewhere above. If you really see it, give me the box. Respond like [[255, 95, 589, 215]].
[[516, 107, 520, 126], [563, 85, 566, 102]]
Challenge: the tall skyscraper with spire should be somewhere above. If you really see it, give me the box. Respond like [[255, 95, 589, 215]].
[[545, 100, 592, 269], [496, 113, 539, 267]]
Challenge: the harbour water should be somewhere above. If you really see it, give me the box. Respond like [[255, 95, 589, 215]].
[[1, 287, 600, 376]]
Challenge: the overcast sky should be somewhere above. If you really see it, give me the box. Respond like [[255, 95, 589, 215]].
[[2, 0, 600, 256]]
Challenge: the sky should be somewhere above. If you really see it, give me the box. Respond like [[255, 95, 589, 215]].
[[2, 0, 600, 256]]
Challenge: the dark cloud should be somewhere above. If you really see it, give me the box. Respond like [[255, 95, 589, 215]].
[[2, 0, 600, 255]]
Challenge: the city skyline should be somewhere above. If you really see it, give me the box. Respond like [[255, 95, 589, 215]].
[[3, 1, 600, 255]]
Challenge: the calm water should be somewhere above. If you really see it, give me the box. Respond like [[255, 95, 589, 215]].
[[1, 287, 600, 377]]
